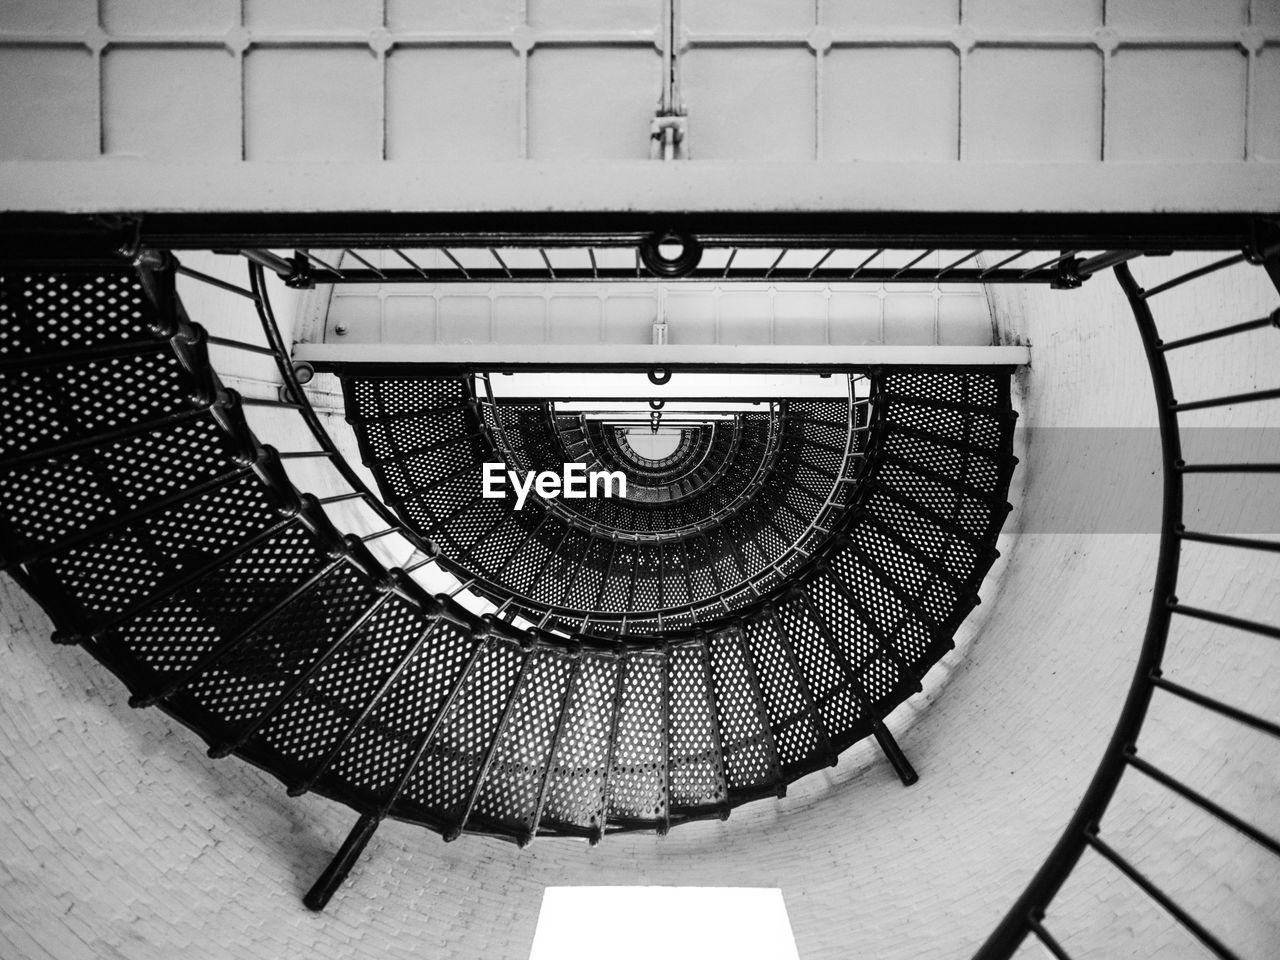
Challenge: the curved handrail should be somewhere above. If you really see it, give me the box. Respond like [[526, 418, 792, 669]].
[[972, 262, 1184, 957], [974, 253, 1279, 960], [246, 261, 443, 565]]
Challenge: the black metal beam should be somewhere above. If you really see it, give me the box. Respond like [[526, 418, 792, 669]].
[[1, 211, 1266, 253]]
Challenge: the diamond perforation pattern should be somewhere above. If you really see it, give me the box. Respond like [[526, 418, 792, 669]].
[[542, 654, 619, 831], [707, 630, 774, 791], [110, 525, 329, 680], [743, 616, 817, 767], [184, 565, 379, 731], [329, 619, 475, 800], [607, 653, 666, 822], [402, 641, 524, 821], [473, 649, 574, 831], [255, 598, 437, 768], [668, 643, 723, 807]]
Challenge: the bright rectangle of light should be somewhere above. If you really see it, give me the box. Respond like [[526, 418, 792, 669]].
[[557, 401, 777, 414], [582, 415, 737, 424], [486, 371, 857, 400], [528, 887, 801, 960]]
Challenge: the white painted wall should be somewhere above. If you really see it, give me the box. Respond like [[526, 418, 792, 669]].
[[2, 1, 1277, 164], [1, 2, 1279, 212], [322, 271, 995, 347]]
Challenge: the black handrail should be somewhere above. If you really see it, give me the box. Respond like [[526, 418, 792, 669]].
[[973, 253, 1279, 959]]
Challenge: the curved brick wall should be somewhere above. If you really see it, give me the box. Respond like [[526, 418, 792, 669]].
[[1, 256, 1276, 959]]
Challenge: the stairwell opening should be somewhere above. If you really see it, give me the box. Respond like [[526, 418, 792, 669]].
[[528, 887, 800, 960]]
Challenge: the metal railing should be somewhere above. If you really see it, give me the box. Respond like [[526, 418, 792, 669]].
[[176, 234, 1279, 948], [974, 248, 1280, 960], [257, 242, 1098, 287]]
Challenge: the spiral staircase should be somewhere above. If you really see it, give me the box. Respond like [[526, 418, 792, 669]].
[[2, 225, 1276, 959], [0, 251, 1015, 905]]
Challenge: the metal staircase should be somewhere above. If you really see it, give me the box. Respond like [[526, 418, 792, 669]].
[[3, 220, 1272, 954], [0, 253, 1015, 909]]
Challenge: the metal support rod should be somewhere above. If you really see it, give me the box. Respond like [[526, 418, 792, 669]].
[[1169, 601, 1280, 639], [174, 265, 260, 301], [300, 250, 343, 276], [403, 554, 436, 574], [977, 249, 1028, 278], [240, 248, 296, 277], [1125, 749, 1280, 857], [1174, 387, 1280, 413], [319, 491, 366, 505], [1178, 529, 1280, 553], [1150, 674, 1280, 738], [1074, 249, 1143, 277], [1178, 462, 1280, 473], [206, 334, 276, 355], [870, 720, 918, 786], [1158, 310, 1279, 351], [391, 248, 429, 279], [1017, 249, 1079, 278], [239, 396, 303, 409], [342, 248, 386, 278], [303, 812, 381, 912], [1085, 831, 1238, 960], [1141, 253, 1247, 299], [1027, 918, 1074, 960]]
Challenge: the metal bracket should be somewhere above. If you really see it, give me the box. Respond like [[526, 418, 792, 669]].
[[650, 114, 687, 161]]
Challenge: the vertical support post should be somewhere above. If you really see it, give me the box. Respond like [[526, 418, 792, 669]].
[[871, 719, 918, 787], [304, 812, 381, 912]]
